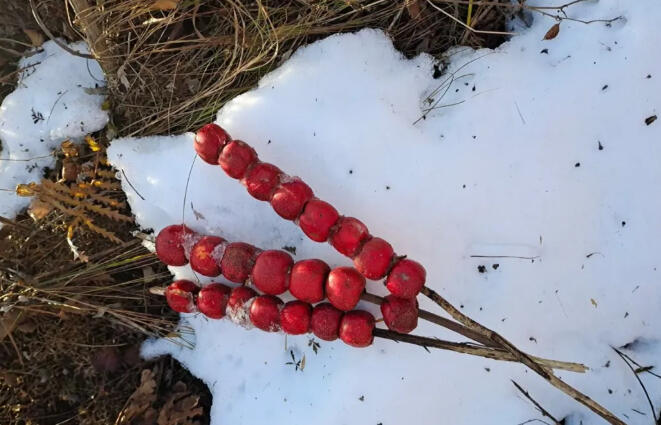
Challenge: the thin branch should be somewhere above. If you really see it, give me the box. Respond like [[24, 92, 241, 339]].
[[512, 380, 563, 425], [420, 286, 624, 424], [613, 347, 658, 423], [29, 0, 95, 59]]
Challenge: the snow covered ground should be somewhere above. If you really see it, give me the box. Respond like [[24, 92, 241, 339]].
[[101, 0, 660, 424], [0, 41, 108, 224]]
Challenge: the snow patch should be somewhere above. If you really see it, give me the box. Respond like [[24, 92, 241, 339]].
[[110, 1, 661, 424], [0, 40, 108, 224]]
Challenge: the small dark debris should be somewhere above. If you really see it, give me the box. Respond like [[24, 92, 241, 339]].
[[604, 360, 611, 368], [540, 48, 549, 54], [462, 184, 466, 189], [267, 139, 272, 144], [602, 84, 608, 91], [460, 304, 464, 309], [472, 135, 477, 139], [432, 64, 443, 79], [621, 221, 626, 227], [608, 389, 613, 394], [645, 115, 657, 125], [479, 307, 483, 311], [385, 186, 390, 190], [598, 141, 604, 150], [282, 245, 297, 255], [492, 263, 499, 270], [484, 367, 491, 372], [359, 395, 365, 402], [646, 74, 652, 79], [455, 88, 459, 93], [624, 312, 629, 318], [472, 85, 476, 92], [574, 162, 581, 167], [529, 337, 537, 343], [31, 108, 44, 124], [349, 169, 353, 174], [477, 265, 487, 273], [464, 82, 469, 86]]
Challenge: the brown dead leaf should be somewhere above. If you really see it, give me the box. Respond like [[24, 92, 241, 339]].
[[116, 369, 158, 425], [157, 381, 203, 425], [543, 23, 560, 40], [29, 198, 53, 221], [23, 29, 45, 47], [151, 0, 179, 10], [590, 298, 598, 307]]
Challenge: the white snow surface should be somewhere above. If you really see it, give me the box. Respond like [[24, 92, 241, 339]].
[[108, 1, 661, 424], [0, 40, 108, 223]]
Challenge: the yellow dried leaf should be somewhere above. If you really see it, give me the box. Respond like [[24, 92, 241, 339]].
[[543, 23, 560, 40], [85, 135, 102, 152], [151, 0, 179, 10], [23, 29, 45, 47], [590, 298, 598, 307], [101, 99, 111, 111], [15, 183, 37, 197]]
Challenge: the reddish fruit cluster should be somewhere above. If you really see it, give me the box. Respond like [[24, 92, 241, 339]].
[[163, 280, 375, 347], [194, 124, 427, 298]]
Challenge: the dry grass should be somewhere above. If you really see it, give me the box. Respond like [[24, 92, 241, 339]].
[[64, 0, 509, 136]]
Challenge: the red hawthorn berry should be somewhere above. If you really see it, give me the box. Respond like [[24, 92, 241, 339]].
[[251, 250, 293, 295], [190, 236, 225, 277], [310, 303, 343, 341], [249, 295, 283, 332], [194, 123, 231, 164], [165, 280, 199, 313], [270, 178, 314, 220], [197, 283, 231, 319], [226, 286, 257, 326], [339, 310, 375, 348], [298, 199, 340, 242], [329, 217, 370, 258], [385, 259, 426, 299], [218, 140, 258, 179], [280, 301, 312, 335], [241, 162, 283, 201], [380, 295, 418, 334], [325, 267, 366, 311], [155, 224, 196, 266], [353, 237, 394, 280], [220, 242, 258, 283], [289, 259, 329, 303]]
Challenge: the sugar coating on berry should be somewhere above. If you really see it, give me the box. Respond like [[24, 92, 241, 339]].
[[298, 199, 340, 242], [270, 178, 314, 220], [197, 283, 231, 319], [251, 250, 293, 295], [325, 267, 366, 311], [155, 224, 197, 266], [194, 123, 231, 164], [227, 286, 257, 328], [190, 236, 225, 277], [218, 140, 258, 179], [353, 237, 394, 280], [165, 280, 199, 313], [380, 295, 418, 334], [249, 295, 283, 332], [289, 259, 329, 303], [241, 162, 283, 201], [339, 310, 375, 348], [385, 259, 426, 299], [310, 303, 344, 341], [329, 217, 370, 258], [280, 301, 312, 335], [220, 242, 258, 283]]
